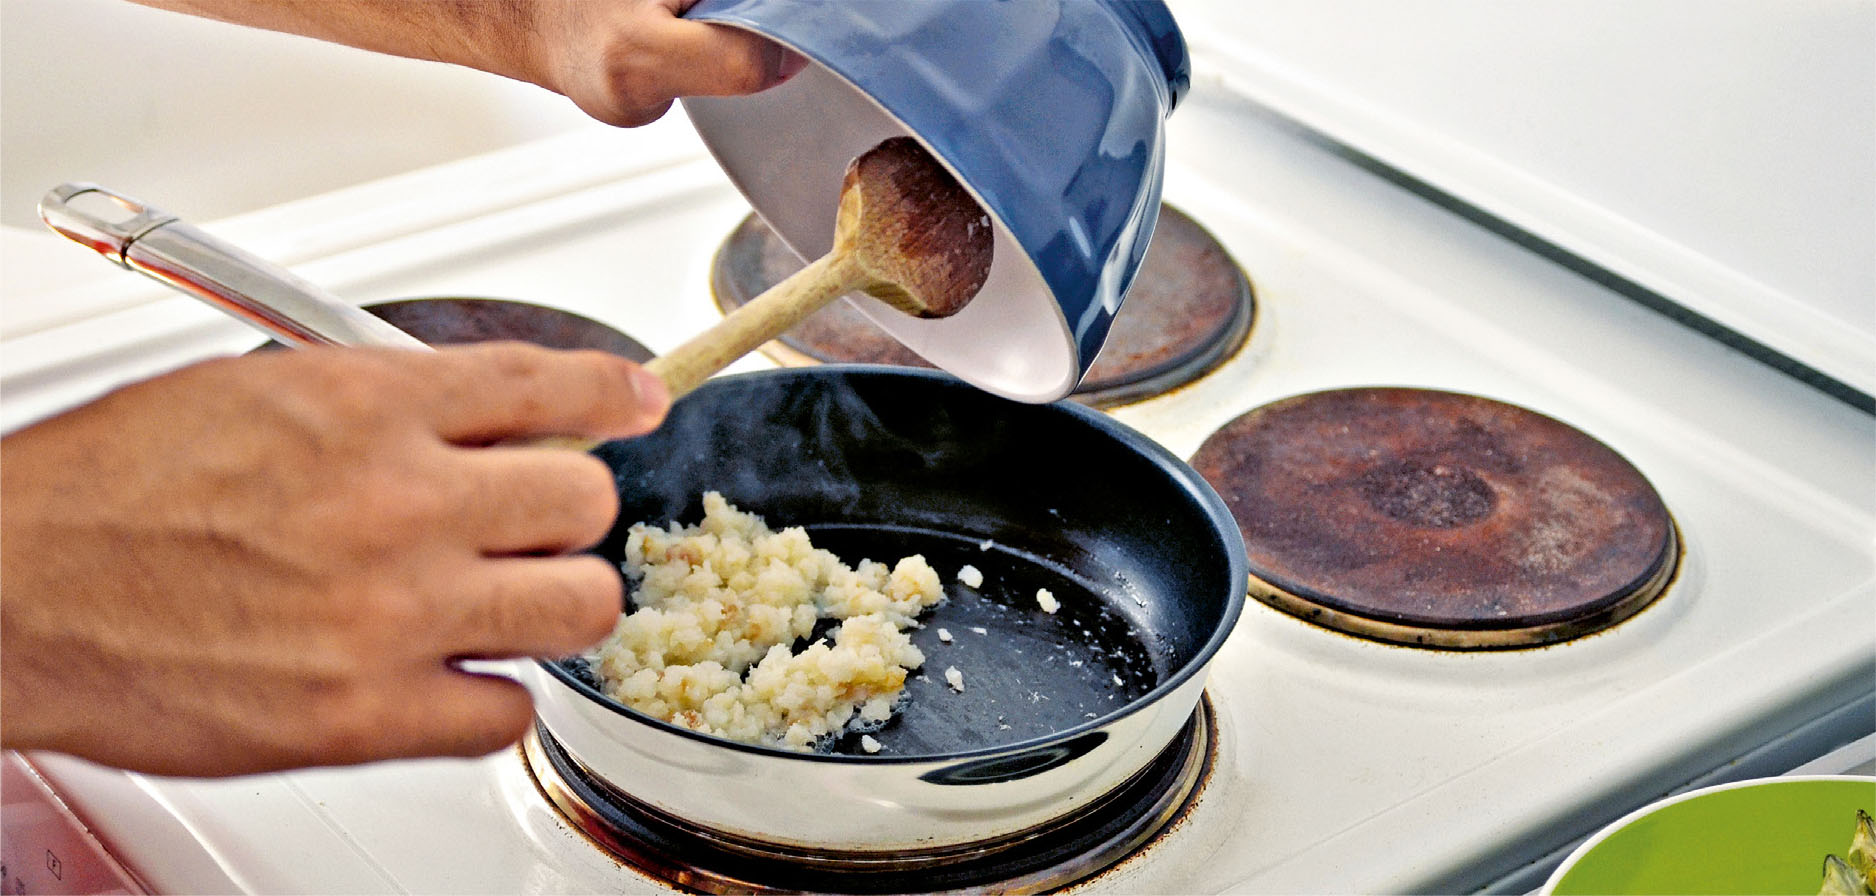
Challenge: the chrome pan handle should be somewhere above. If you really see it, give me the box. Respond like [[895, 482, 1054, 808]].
[[38, 183, 430, 352]]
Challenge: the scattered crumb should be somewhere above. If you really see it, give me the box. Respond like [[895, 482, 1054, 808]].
[[957, 564, 984, 588], [944, 666, 965, 692], [971, 626, 988, 635], [1036, 587, 1059, 614], [860, 734, 881, 754], [1112, 673, 1124, 687], [937, 627, 953, 643], [978, 539, 994, 551]]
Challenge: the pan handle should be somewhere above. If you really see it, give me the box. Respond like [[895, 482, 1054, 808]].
[[38, 183, 431, 352], [455, 658, 543, 691]]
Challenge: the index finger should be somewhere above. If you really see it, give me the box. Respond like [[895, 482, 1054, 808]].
[[408, 343, 670, 446]]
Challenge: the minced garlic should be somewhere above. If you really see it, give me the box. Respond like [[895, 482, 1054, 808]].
[[588, 492, 945, 751]]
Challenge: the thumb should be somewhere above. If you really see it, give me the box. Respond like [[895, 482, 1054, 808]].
[[653, 19, 808, 99]]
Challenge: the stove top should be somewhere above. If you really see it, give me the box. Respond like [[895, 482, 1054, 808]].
[[3, 36, 1872, 896]]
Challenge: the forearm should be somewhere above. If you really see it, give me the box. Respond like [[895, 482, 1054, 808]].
[[123, 0, 800, 128], [126, 0, 546, 85]]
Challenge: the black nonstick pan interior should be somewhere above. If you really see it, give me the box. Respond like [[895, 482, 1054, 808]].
[[572, 365, 1244, 758]]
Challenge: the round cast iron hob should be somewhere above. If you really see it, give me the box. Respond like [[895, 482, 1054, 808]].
[[709, 205, 1254, 408], [523, 698, 1215, 895], [1190, 387, 1679, 649]]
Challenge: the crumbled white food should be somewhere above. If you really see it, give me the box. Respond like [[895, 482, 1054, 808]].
[[860, 734, 882, 754], [1036, 587, 1059, 614], [937, 627, 953, 643], [944, 666, 965, 692], [971, 626, 988, 635], [957, 564, 984, 589], [589, 492, 944, 752], [978, 539, 994, 551]]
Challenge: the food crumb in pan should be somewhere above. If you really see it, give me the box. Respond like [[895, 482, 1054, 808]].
[[944, 666, 965, 692], [957, 564, 984, 588], [1036, 587, 1059, 614], [938, 627, 953, 643], [860, 734, 882, 754], [971, 626, 988, 635], [587, 492, 944, 752]]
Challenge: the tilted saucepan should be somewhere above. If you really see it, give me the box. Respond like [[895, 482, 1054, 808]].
[[40, 183, 1248, 852]]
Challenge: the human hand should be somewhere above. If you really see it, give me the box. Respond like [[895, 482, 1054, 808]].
[[0, 343, 668, 776], [528, 0, 809, 126], [127, 0, 806, 128]]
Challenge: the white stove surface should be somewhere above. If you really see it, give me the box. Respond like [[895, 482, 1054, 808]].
[[4, 63, 1873, 895]]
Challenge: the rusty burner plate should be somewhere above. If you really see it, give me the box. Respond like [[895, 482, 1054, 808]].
[[522, 699, 1214, 895], [710, 204, 1255, 407], [1190, 388, 1679, 649]]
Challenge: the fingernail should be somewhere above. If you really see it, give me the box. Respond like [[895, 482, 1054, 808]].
[[767, 46, 809, 87], [628, 365, 671, 422], [779, 49, 809, 81]]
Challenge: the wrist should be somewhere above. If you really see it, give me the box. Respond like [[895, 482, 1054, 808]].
[[451, 0, 562, 92]]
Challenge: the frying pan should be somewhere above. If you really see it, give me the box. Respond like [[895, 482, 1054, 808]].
[[41, 183, 1248, 852], [528, 366, 1247, 851]]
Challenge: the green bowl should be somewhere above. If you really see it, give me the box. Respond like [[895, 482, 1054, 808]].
[[1546, 776, 1876, 895]]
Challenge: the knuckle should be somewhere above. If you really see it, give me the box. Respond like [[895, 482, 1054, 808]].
[[597, 54, 676, 125], [291, 666, 386, 762], [347, 460, 463, 535]]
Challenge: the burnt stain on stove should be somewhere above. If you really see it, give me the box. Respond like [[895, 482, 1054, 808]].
[[710, 204, 1255, 408], [1191, 387, 1679, 649], [1357, 459, 1497, 529]]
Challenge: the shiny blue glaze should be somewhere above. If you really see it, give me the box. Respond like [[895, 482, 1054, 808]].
[[681, 0, 1187, 402]]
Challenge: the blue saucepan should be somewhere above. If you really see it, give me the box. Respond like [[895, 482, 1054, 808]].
[[681, 0, 1189, 404]]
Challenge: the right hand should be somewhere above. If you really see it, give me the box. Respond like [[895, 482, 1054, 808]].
[[0, 343, 668, 776], [529, 0, 809, 126]]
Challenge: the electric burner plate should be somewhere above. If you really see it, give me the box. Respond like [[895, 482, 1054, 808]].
[[1191, 387, 1679, 648], [710, 205, 1254, 407]]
